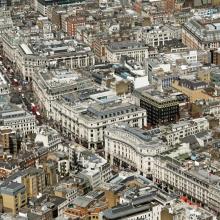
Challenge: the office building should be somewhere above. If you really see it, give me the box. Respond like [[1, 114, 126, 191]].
[[35, 126, 61, 150], [66, 15, 85, 36], [105, 41, 148, 63], [0, 8, 13, 34], [32, 67, 94, 116], [101, 188, 173, 220], [172, 79, 212, 102], [154, 153, 220, 215], [79, 150, 112, 189], [0, 182, 27, 215], [139, 24, 181, 47], [134, 87, 179, 126], [0, 102, 36, 137], [105, 124, 168, 176], [0, 127, 18, 155], [20, 167, 46, 198], [16, 39, 95, 81], [52, 94, 147, 148], [0, 73, 9, 96], [160, 117, 209, 146], [36, 0, 85, 16], [182, 18, 220, 50]]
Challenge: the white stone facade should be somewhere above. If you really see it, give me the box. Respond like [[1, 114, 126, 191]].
[[153, 156, 220, 214], [161, 117, 209, 146], [0, 108, 36, 136], [105, 124, 168, 175], [105, 41, 148, 63], [52, 99, 147, 148], [138, 25, 181, 47], [32, 68, 94, 117]]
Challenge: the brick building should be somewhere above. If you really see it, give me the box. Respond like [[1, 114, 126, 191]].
[[67, 16, 85, 36]]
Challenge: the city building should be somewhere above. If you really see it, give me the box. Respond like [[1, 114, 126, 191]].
[[0, 100, 36, 137], [212, 48, 220, 65], [160, 117, 209, 146], [105, 41, 148, 63], [28, 194, 67, 218], [1, 31, 22, 64], [0, 73, 9, 96], [102, 199, 162, 220], [146, 57, 172, 84], [105, 124, 168, 176], [58, 159, 70, 176], [36, 0, 85, 16], [117, 57, 149, 89], [138, 24, 181, 47], [20, 167, 46, 198], [92, 29, 138, 62], [162, 201, 217, 220], [1, 167, 47, 199], [54, 182, 78, 204], [1, 1, 220, 219], [16, 43, 47, 82], [43, 161, 57, 186], [52, 94, 147, 148], [134, 86, 180, 126], [182, 18, 220, 50], [0, 0, 10, 7], [16, 39, 95, 81], [174, 10, 193, 25], [66, 15, 85, 36], [190, 100, 220, 118], [90, 63, 134, 95], [101, 186, 174, 220], [64, 191, 107, 219], [153, 148, 220, 215], [0, 182, 27, 215], [0, 127, 18, 155], [32, 67, 94, 116], [0, 161, 18, 180], [172, 79, 212, 102], [35, 126, 61, 150], [165, 0, 175, 13], [0, 9, 13, 34], [78, 150, 112, 189]]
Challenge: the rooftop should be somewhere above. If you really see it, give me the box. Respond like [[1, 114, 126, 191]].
[[19, 38, 93, 58], [184, 18, 220, 42], [37, 125, 59, 137], [102, 188, 173, 220], [178, 79, 208, 90], [83, 101, 143, 120], [35, 67, 94, 94], [0, 72, 8, 87], [134, 86, 179, 103], [1, 182, 25, 195], [107, 41, 147, 51]]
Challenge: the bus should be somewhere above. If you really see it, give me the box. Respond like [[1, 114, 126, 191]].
[[12, 79, 19, 86]]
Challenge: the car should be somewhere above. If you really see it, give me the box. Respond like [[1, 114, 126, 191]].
[[22, 80, 28, 85]]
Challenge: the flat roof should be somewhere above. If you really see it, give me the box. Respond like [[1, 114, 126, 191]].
[[1, 182, 25, 195], [107, 41, 147, 51], [20, 43, 33, 55]]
